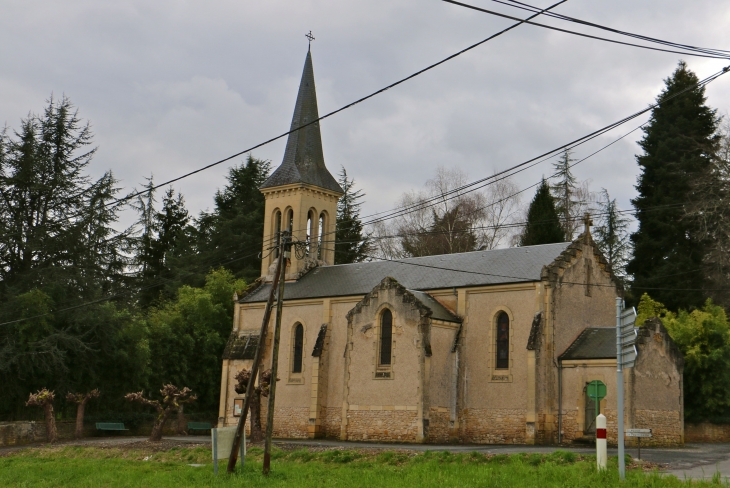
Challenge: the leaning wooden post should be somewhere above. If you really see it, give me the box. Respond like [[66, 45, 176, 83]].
[[263, 230, 290, 475], [226, 232, 285, 474]]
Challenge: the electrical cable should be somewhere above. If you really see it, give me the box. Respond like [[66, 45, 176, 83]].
[[442, 0, 730, 60], [0, 0, 567, 241]]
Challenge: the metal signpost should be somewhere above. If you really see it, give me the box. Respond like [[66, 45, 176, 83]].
[[616, 298, 637, 481], [626, 429, 652, 460]]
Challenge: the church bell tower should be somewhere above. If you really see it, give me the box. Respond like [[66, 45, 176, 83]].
[[259, 48, 343, 279]]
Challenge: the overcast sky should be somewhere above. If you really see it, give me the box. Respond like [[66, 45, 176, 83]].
[[2, 0, 729, 233]]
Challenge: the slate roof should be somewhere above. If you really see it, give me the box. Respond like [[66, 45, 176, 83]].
[[559, 327, 616, 360], [241, 242, 572, 303], [222, 332, 259, 360], [409, 290, 461, 323], [260, 50, 343, 194]]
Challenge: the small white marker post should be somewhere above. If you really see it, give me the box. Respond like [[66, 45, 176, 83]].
[[596, 414, 607, 471]]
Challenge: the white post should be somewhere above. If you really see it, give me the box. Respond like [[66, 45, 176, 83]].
[[616, 296, 626, 480], [596, 413, 607, 471]]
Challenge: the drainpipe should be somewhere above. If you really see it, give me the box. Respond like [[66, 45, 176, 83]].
[[558, 359, 563, 444]]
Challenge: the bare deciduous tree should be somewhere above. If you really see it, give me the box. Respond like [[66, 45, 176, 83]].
[[125, 384, 197, 442], [370, 167, 522, 258], [66, 389, 100, 439], [26, 389, 57, 443]]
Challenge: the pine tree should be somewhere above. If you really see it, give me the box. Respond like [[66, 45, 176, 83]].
[[194, 155, 271, 284], [334, 167, 372, 264], [520, 179, 565, 246], [593, 189, 631, 281], [550, 149, 579, 240], [628, 61, 720, 311], [133, 182, 191, 308]]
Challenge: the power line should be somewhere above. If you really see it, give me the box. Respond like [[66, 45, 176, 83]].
[[356, 66, 729, 228], [498, 0, 730, 57], [0, 0, 566, 241], [443, 0, 730, 60]]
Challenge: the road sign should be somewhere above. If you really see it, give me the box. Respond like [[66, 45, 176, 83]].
[[619, 307, 637, 368], [587, 380, 607, 400], [625, 429, 652, 438]]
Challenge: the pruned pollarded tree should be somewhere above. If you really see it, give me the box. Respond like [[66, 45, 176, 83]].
[[66, 389, 100, 439], [26, 389, 57, 443], [234, 368, 273, 442], [125, 384, 197, 442]]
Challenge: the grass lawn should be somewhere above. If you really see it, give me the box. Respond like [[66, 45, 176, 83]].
[[0, 444, 718, 487]]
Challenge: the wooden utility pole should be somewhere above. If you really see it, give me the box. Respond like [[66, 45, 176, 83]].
[[226, 231, 287, 474], [263, 230, 290, 475]]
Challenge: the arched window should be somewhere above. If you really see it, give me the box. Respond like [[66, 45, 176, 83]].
[[286, 209, 294, 232], [496, 312, 509, 369], [306, 210, 314, 256], [273, 210, 282, 258], [379, 309, 393, 366], [317, 212, 325, 259], [292, 323, 304, 374]]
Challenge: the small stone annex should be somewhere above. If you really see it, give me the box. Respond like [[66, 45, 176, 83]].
[[217, 49, 684, 446]]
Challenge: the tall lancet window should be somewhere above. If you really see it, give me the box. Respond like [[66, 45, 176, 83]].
[[306, 210, 314, 256], [379, 309, 393, 366], [496, 312, 510, 369], [286, 209, 294, 232], [273, 210, 282, 258], [292, 323, 304, 374], [317, 212, 325, 260]]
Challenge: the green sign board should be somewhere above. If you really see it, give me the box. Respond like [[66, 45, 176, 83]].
[[587, 380, 607, 401], [587, 380, 607, 421]]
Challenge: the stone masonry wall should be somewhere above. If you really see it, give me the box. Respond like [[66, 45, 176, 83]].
[[630, 409, 682, 446], [346, 409, 418, 442], [267, 406, 309, 439], [323, 407, 341, 438], [686, 423, 730, 443], [1, 421, 102, 447], [427, 408, 450, 443], [460, 408, 526, 444]]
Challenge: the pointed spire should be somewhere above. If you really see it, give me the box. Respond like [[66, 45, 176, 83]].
[[261, 50, 343, 194]]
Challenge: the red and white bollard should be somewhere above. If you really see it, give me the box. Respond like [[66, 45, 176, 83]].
[[596, 414, 607, 471]]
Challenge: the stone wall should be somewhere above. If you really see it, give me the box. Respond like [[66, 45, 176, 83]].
[[323, 407, 341, 438], [427, 408, 450, 443], [629, 409, 682, 446], [460, 408, 526, 444], [0, 421, 98, 446], [686, 423, 730, 443], [345, 408, 418, 442]]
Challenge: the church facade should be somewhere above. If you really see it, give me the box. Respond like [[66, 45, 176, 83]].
[[218, 50, 684, 446]]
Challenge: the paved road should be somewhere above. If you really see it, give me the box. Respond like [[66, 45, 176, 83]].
[[3, 436, 730, 480]]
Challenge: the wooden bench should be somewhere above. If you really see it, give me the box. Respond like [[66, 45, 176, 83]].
[[187, 422, 212, 433], [95, 422, 129, 433]]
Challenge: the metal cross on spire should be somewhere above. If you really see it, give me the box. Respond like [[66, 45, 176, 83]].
[[305, 30, 315, 50]]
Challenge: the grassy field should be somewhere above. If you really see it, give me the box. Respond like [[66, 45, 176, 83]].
[[0, 444, 721, 487]]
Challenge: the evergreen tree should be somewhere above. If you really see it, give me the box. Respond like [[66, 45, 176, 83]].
[[520, 179, 565, 246], [194, 155, 271, 284], [593, 189, 631, 281], [628, 61, 720, 311], [550, 149, 579, 239], [133, 181, 191, 308], [334, 167, 372, 264], [0, 96, 144, 418]]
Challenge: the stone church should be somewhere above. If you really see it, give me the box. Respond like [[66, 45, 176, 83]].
[[218, 50, 684, 445]]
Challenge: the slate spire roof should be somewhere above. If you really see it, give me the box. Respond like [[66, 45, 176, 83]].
[[261, 50, 343, 194]]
